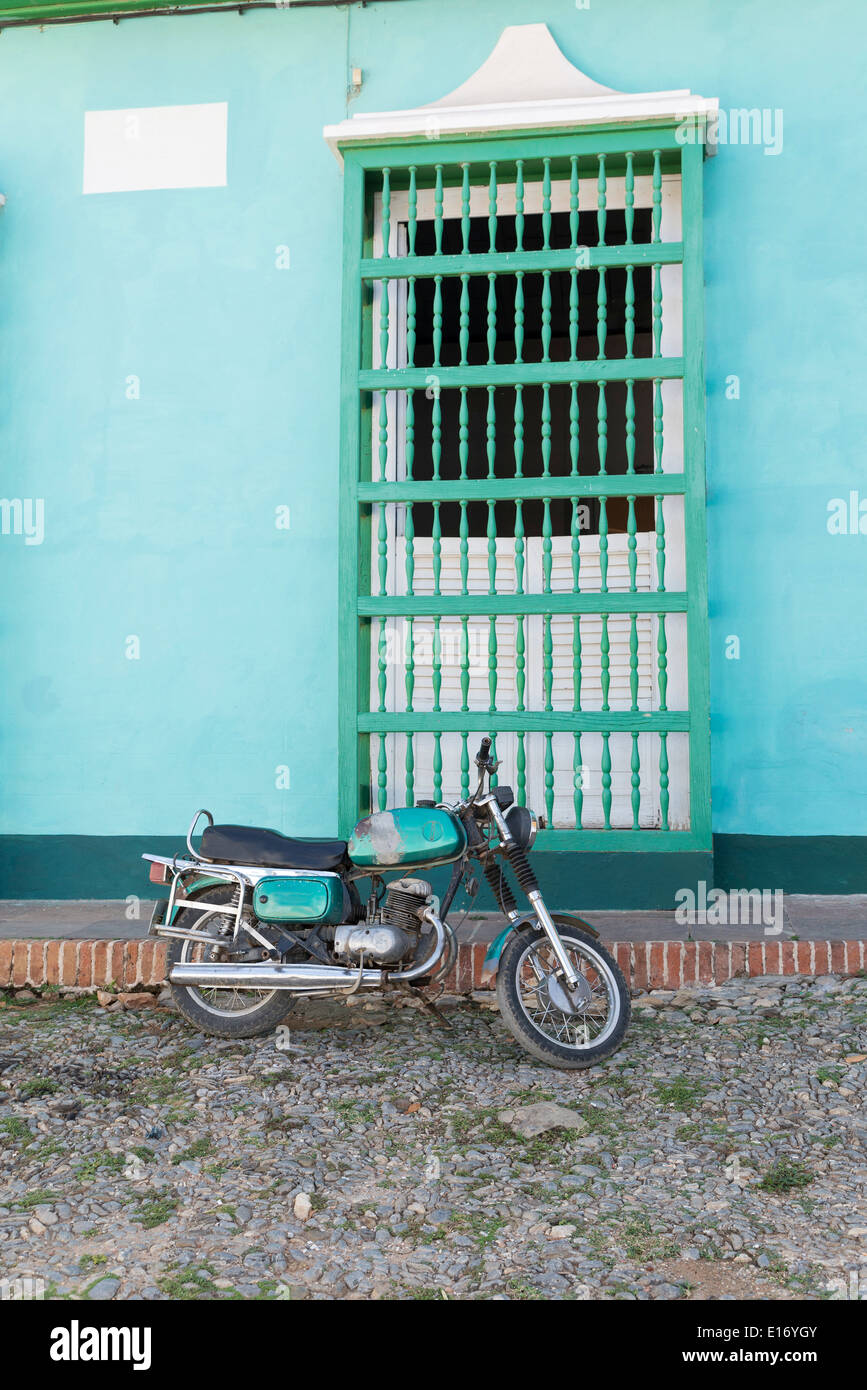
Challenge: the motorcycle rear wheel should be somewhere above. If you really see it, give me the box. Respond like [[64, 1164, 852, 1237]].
[[496, 924, 630, 1069], [168, 887, 297, 1039]]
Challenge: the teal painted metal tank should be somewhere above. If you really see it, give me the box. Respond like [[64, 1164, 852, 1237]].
[[348, 807, 466, 869]]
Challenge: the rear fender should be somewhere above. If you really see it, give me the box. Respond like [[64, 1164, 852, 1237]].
[[480, 911, 599, 986], [168, 874, 232, 925]]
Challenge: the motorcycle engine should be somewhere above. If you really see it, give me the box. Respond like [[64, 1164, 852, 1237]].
[[334, 877, 432, 965]]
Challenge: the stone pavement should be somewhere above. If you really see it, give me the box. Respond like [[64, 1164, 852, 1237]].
[[1, 973, 865, 1301]]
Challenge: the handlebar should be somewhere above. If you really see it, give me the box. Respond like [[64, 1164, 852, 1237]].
[[474, 736, 492, 767]]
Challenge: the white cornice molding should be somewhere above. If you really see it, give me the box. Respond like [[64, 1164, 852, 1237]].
[[324, 23, 718, 161]]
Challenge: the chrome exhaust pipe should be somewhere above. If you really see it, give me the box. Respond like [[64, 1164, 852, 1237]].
[[169, 906, 447, 992], [168, 960, 385, 991]]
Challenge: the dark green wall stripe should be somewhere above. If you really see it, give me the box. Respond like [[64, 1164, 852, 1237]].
[[1, 835, 863, 907]]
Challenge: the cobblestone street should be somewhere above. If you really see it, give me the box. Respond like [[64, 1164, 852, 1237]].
[[1, 973, 865, 1301]]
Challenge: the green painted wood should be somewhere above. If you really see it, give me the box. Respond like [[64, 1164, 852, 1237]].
[[432, 617, 442, 712], [405, 617, 415, 712], [460, 161, 470, 254], [515, 158, 525, 251], [596, 267, 607, 360], [625, 151, 635, 244], [340, 130, 710, 846], [514, 499, 525, 593], [460, 616, 470, 712], [545, 732, 555, 825], [460, 732, 470, 798], [459, 499, 469, 594], [434, 163, 444, 254], [653, 378, 664, 473], [598, 495, 609, 591], [433, 733, 443, 802], [359, 360, 684, 388], [359, 245, 684, 279], [359, 710, 690, 733], [487, 273, 498, 365], [405, 730, 415, 805], [625, 381, 636, 473], [542, 156, 552, 250], [431, 500, 442, 596], [516, 614, 526, 711], [569, 154, 579, 246], [652, 149, 662, 243], [657, 612, 668, 710], [406, 279, 417, 367], [543, 613, 553, 711], [571, 497, 581, 590], [513, 384, 524, 476], [680, 137, 712, 850], [408, 165, 418, 256], [656, 496, 666, 590], [625, 267, 635, 359], [432, 275, 443, 367], [631, 731, 641, 830], [431, 385, 442, 479], [405, 388, 415, 480], [346, 128, 685, 172], [405, 500, 415, 595], [542, 497, 553, 592], [629, 613, 639, 709], [459, 274, 470, 366], [360, 476, 684, 502], [601, 732, 612, 829], [337, 156, 365, 835], [659, 730, 670, 831], [359, 593, 688, 617], [652, 263, 663, 357], [600, 612, 610, 711], [514, 271, 525, 363], [517, 731, 526, 805], [569, 269, 579, 361], [597, 382, 608, 474], [380, 166, 391, 257]]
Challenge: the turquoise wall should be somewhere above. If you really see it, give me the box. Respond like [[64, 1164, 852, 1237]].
[[1, 0, 865, 859]]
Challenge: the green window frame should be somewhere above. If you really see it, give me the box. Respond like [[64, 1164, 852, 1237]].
[[337, 126, 710, 854]]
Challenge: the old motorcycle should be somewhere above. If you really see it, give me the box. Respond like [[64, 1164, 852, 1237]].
[[144, 738, 630, 1068]]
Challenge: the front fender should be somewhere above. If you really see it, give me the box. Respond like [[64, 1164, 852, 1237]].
[[480, 911, 599, 986]]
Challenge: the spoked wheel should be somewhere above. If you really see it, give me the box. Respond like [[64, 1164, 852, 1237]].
[[496, 923, 630, 1069], [167, 886, 297, 1039]]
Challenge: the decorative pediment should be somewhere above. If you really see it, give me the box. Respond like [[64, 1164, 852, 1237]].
[[324, 23, 718, 159]]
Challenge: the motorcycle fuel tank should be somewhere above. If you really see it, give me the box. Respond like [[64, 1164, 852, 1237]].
[[348, 807, 466, 869]]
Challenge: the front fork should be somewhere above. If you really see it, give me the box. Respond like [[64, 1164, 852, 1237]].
[[485, 802, 580, 988]]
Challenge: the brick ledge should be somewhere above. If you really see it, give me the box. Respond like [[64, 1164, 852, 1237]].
[[0, 937, 864, 995]]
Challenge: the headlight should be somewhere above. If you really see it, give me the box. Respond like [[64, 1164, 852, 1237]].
[[504, 804, 538, 850]]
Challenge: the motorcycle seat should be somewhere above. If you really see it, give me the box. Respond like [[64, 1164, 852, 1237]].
[[200, 824, 348, 872]]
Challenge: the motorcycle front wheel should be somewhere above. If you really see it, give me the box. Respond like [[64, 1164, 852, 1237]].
[[496, 924, 630, 1069]]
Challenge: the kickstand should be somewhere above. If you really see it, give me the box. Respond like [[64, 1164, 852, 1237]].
[[413, 988, 452, 1030]]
